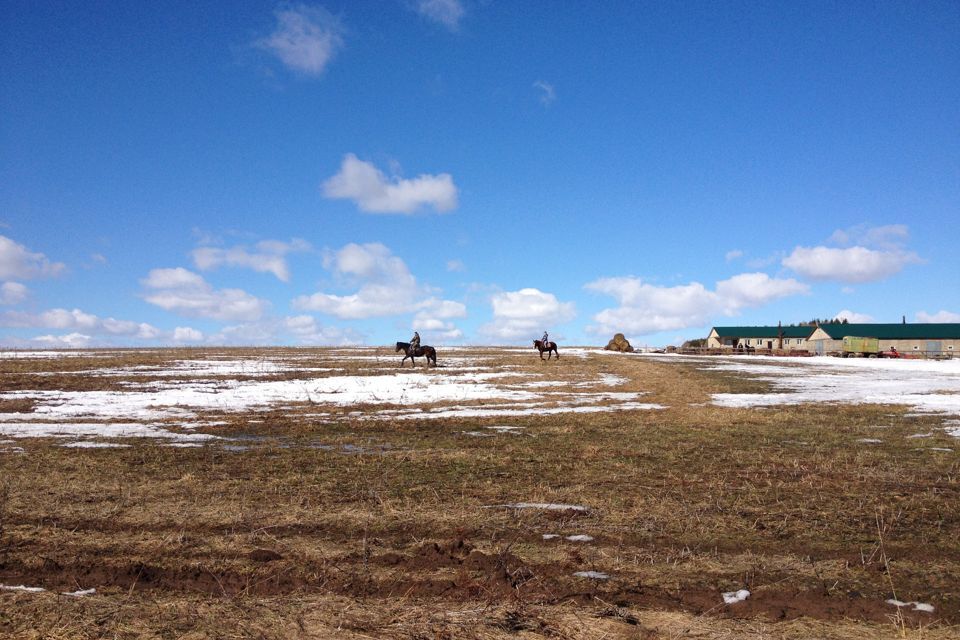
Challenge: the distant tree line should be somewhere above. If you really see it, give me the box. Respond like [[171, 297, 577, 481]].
[[783, 318, 850, 327]]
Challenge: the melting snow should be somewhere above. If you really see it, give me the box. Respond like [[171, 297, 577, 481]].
[[61, 441, 131, 449], [1, 349, 664, 442], [723, 589, 751, 604], [491, 503, 589, 512], [573, 571, 609, 579], [696, 356, 960, 417], [887, 599, 934, 613], [0, 422, 217, 441], [0, 584, 45, 593]]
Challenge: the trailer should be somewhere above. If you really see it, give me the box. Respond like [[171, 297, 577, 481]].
[[842, 336, 880, 358]]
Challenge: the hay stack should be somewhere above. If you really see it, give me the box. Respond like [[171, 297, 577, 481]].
[[604, 333, 634, 352]]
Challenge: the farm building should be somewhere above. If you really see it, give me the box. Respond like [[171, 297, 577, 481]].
[[806, 323, 960, 356], [706, 325, 816, 351]]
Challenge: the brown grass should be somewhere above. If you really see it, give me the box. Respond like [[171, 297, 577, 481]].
[[1, 347, 958, 639]]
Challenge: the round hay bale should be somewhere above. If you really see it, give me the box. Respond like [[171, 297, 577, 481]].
[[604, 333, 634, 352]]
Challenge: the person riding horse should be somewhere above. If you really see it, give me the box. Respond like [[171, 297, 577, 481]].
[[534, 332, 559, 360], [410, 331, 421, 356]]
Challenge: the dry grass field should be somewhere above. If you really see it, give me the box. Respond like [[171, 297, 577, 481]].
[[1, 347, 958, 639]]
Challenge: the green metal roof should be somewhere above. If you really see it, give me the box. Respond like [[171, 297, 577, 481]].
[[813, 323, 960, 340], [711, 326, 816, 339]]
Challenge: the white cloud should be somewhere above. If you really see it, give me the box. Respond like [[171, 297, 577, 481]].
[[282, 315, 361, 345], [294, 243, 417, 318], [828, 223, 909, 250], [257, 4, 344, 76], [173, 327, 205, 343], [916, 310, 960, 323], [478, 288, 575, 342], [412, 299, 467, 342], [322, 154, 458, 214], [0, 235, 65, 280], [585, 272, 809, 336], [142, 267, 269, 321], [715, 272, 809, 308], [835, 309, 875, 323], [414, 0, 465, 30], [142, 267, 207, 290], [33, 332, 92, 348], [782, 246, 920, 283], [446, 259, 465, 272], [292, 244, 466, 340], [784, 223, 921, 283], [725, 249, 743, 262], [0, 282, 28, 305], [533, 80, 556, 106], [205, 316, 360, 346], [0, 307, 161, 339], [101, 318, 161, 339], [191, 238, 310, 282]]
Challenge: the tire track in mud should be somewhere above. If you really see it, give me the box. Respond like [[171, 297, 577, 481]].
[[1, 538, 952, 626]]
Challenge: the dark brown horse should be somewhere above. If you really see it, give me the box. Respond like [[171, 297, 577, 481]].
[[533, 339, 559, 360], [396, 341, 437, 367]]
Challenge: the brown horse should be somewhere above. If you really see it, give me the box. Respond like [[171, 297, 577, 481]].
[[533, 339, 559, 360], [396, 341, 437, 367]]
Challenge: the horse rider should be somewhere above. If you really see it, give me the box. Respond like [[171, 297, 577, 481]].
[[410, 331, 421, 355], [542, 330, 549, 346]]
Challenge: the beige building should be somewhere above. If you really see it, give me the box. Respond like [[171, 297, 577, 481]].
[[806, 323, 960, 356], [707, 325, 816, 351]]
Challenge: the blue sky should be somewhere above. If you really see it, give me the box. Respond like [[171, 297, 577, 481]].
[[2, 1, 958, 348]]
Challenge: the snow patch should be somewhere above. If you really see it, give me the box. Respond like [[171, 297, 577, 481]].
[[886, 599, 934, 613], [0, 584, 45, 593], [490, 503, 589, 512], [573, 571, 609, 580], [61, 441, 132, 449], [723, 589, 751, 604]]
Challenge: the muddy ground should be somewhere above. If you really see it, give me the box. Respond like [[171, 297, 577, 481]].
[[0, 347, 958, 639]]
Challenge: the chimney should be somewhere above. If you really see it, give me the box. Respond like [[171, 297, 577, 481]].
[[902, 315, 906, 325]]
